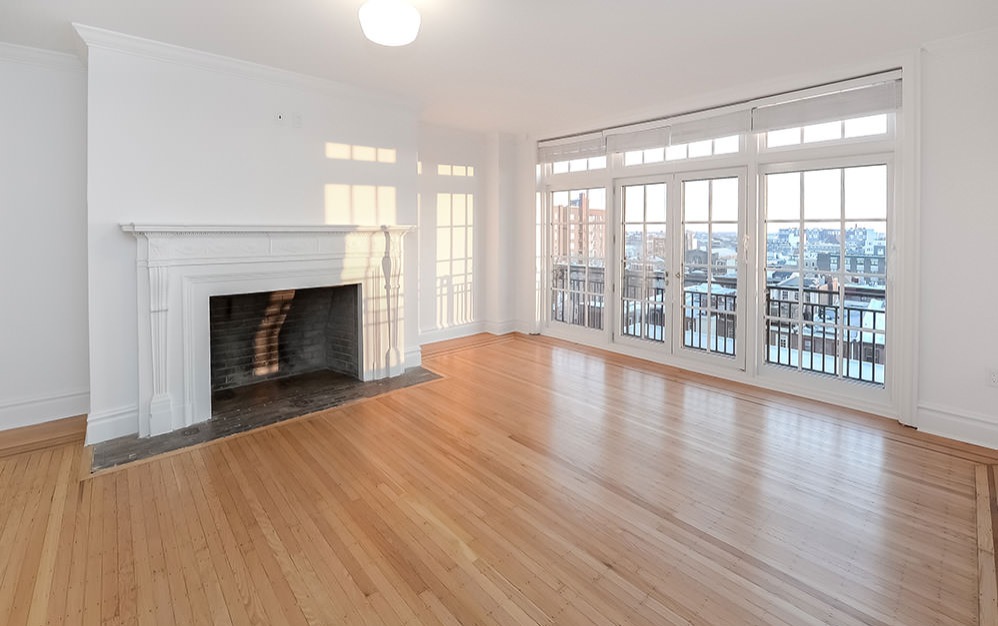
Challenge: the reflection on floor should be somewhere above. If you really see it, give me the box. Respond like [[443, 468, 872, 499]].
[[91, 367, 440, 471]]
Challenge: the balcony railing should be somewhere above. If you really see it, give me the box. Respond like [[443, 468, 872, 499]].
[[551, 263, 887, 386], [684, 291, 737, 356], [766, 286, 885, 385]]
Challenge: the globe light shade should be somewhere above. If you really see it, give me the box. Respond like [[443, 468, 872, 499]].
[[358, 0, 421, 47]]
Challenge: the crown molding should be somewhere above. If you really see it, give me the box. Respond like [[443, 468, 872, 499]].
[[921, 26, 998, 54], [71, 23, 419, 113], [0, 41, 84, 72]]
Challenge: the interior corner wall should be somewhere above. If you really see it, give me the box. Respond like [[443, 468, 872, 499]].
[[511, 135, 540, 334], [483, 132, 519, 335], [917, 29, 998, 446], [0, 46, 89, 431], [85, 40, 419, 442]]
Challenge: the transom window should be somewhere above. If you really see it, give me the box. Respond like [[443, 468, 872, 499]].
[[552, 156, 607, 174], [766, 114, 889, 148], [624, 135, 740, 166]]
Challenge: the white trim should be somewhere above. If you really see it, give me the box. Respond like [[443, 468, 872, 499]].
[[419, 322, 486, 345], [921, 26, 998, 53], [515, 320, 541, 335], [71, 23, 418, 110], [418, 321, 518, 350], [115, 225, 415, 443], [86, 405, 139, 445], [917, 403, 998, 450], [483, 320, 519, 335], [894, 48, 922, 426], [121, 223, 397, 235], [0, 41, 85, 72], [0, 389, 89, 432], [405, 346, 422, 369], [537, 58, 914, 434]]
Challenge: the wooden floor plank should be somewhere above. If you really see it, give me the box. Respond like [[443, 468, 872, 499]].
[[1, 334, 997, 625]]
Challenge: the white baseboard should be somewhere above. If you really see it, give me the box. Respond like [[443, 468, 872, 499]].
[[513, 319, 541, 335], [917, 403, 998, 450], [405, 346, 423, 369], [482, 320, 519, 335], [86, 404, 139, 445], [0, 389, 89, 432], [418, 323, 486, 345]]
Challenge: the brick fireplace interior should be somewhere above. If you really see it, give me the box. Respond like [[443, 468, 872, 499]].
[[208, 284, 361, 401]]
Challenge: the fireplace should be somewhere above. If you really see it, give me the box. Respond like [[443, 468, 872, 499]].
[[209, 285, 361, 392], [121, 224, 414, 438]]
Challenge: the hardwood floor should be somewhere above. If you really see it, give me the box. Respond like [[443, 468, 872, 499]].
[[0, 415, 85, 460], [2, 333, 997, 625]]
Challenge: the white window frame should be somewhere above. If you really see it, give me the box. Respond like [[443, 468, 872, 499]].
[[535, 63, 918, 426], [756, 154, 895, 404], [544, 177, 611, 342]]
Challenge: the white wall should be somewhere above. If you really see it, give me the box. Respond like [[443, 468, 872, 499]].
[[416, 123, 486, 343], [81, 28, 421, 442], [482, 132, 521, 335], [0, 44, 89, 431], [511, 135, 541, 334], [917, 29, 998, 446], [414, 125, 541, 345]]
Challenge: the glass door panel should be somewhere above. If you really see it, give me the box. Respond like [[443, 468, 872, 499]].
[[550, 188, 606, 330], [680, 174, 742, 360], [619, 181, 669, 344]]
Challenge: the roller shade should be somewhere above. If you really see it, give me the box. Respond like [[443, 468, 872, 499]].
[[752, 79, 901, 132], [668, 110, 751, 145], [604, 124, 670, 153], [537, 132, 606, 162], [538, 70, 901, 164]]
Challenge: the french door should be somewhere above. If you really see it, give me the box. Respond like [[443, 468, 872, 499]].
[[614, 169, 746, 368]]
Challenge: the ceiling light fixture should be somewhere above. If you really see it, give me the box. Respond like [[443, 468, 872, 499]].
[[358, 0, 421, 47]]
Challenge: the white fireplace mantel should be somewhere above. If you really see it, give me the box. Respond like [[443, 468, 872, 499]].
[[121, 223, 415, 438]]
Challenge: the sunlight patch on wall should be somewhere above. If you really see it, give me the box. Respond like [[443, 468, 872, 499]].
[[325, 142, 397, 164], [435, 192, 474, 328], [324, 184, 397, 224], [436, 164, 475, 177]]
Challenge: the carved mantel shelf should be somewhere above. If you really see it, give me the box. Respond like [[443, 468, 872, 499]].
[[120, 224, 409, 234]]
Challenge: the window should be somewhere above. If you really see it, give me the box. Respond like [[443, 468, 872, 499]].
[[763, 165, 888, 384], [537, 71, 900, 402], [550, 188, 607, 330], [624, 135, 740, 166], [552, 156, 607, 174], [682, 176, 740, 357], [765, 114, 889, 148], [620, 182, 668, 342]]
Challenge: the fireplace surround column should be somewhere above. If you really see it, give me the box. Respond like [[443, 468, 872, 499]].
[[147, 264, 174, 435]]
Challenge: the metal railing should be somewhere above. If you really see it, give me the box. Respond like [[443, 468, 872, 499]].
[[765, 286, 885, 384]]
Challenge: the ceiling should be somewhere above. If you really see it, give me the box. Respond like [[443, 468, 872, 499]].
[[1, 0, 996, 137]]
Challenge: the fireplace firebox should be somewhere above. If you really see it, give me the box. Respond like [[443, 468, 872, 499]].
[[209, 285, 361, 392]]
